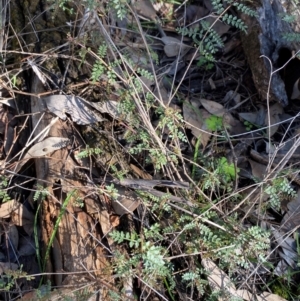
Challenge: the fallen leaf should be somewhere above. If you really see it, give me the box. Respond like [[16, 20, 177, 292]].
[[239, 112, 264, 126], [200, 98, 226, 116], [161, 36, 190, 57], [24, 137, 70, 158], [44, 95, 104, 125], [183, 101, 211, 147], [0, 98, 16, 108], [283, 189, 300, 220], [200, 99, 240, 132], [135, 0, 157, 20], [111, 186, 140, 215], [248, 159, 267, 181], [118, 178, 189, 189], [265, 103, 283, 137], [206, 16, 231, 36]]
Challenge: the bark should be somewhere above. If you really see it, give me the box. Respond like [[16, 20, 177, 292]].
[[10, 0, 114, 296], [240, 0, 300, 106]]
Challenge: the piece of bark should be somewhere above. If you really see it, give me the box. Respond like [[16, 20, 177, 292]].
[[31, 76, 111, 292], [240, 0, 300, 106]]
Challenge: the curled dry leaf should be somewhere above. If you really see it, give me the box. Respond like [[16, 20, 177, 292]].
[[200, 98, 236, 126], [183, 100, 211, 147], [44, 95, 105, 125], [248, 159, 267, 181]]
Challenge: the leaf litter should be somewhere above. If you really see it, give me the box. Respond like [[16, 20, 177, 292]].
[[2, 0, 300, 300]]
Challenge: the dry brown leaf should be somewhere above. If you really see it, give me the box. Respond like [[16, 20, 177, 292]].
[[200, 98, 226, 116], [183, 101, 211, 147], [291, 78, 300, 100], [265, 103, 283, 137], [24, 137, 70, 158], [18, 288, 81, 301], [135, 0, 157, 20], [281, 190, 300, 232], [0, 98, 16, 108], [153, 82, 169, 105], [223, 90, 241, 105], [200, 98, 239, 132], [4, 126, 14, 156], [111, 186, 140, 215], [91, 100, 130, 121], [161, 36, 190, 57], [98, 209, 115, 246], [206, 16, 230, 36], [23, 223, 34, 236], [248, 159, 267, 181], [119, 178, 189, 189], [239, 112, 264, 126], [179, 5, 209, 24]]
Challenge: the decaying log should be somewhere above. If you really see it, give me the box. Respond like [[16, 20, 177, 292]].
[[6, 0, 116, 294], [30, 75, 112, 293]]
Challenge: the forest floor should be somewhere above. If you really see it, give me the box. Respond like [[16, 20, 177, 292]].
[[0, 1, 300, 300]]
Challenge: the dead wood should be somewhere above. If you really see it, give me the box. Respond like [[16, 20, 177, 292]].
[[240, 0, 300, 106], [5, 0, 116, 295]]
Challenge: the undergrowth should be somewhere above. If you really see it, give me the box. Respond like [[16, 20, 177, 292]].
[[75, 0, 289, 299]]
